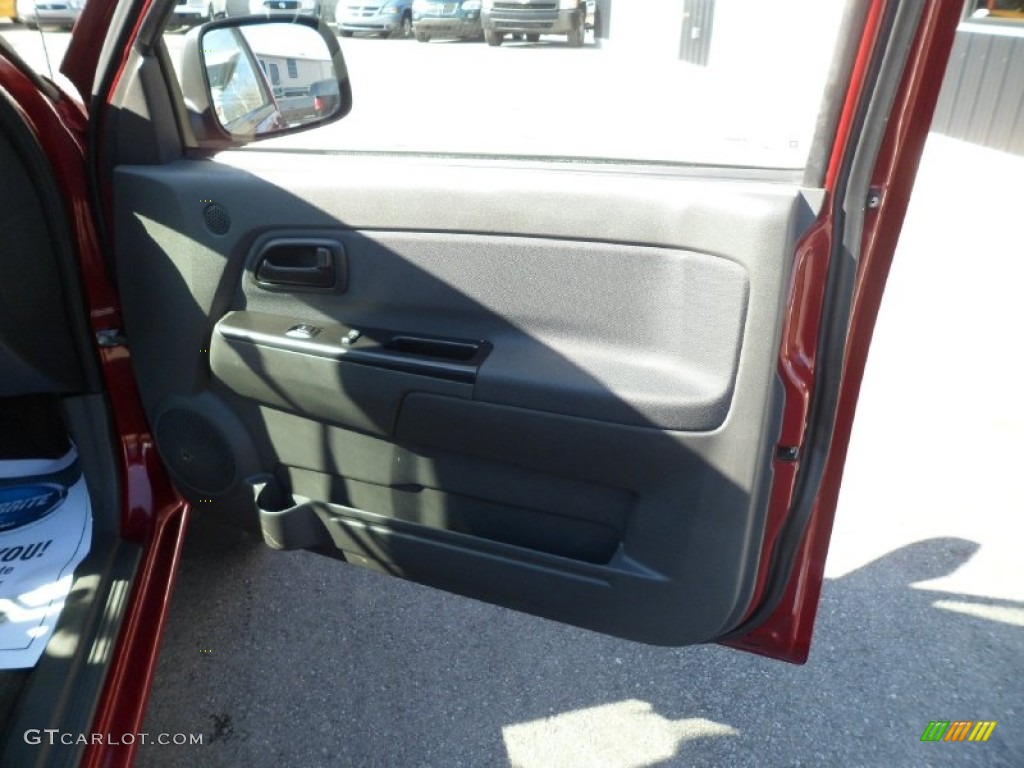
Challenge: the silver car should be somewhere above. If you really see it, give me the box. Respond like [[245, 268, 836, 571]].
[[336, 0, 413, 38], [251, 0, 321, 17], [171, 0, 228, 26], [15, 0, 85, 30]]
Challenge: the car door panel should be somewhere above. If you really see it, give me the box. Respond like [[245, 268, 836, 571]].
[[114, 153, 810, 645], [212, 229, 749, 432]]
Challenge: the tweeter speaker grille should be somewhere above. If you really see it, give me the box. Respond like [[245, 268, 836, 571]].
[[203, 203, 231, 235], [155, 409, 236, 494]]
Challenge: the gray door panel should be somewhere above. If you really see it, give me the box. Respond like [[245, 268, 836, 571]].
[[114, 153, 809, 644]]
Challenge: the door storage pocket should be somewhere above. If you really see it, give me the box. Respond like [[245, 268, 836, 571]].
[[252, 466, 627, 565]]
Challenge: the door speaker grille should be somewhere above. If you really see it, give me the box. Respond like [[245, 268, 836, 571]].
[[155, 409, 235, 494], [203, 203, 231, 235]]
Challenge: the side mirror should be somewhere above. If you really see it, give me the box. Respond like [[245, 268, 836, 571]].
[[180, 16, 352, 148]]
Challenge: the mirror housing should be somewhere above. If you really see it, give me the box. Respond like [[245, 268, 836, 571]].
[[180, 16, 352, 149]]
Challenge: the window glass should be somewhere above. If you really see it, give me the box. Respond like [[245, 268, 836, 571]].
[[156, 1, 856, 170], [0, 3, 871, 170], [0, 2, 852, 171]]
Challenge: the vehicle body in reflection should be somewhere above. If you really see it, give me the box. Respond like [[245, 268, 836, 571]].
[[254, 47, 336, 125], [309, 77, 340, 117]]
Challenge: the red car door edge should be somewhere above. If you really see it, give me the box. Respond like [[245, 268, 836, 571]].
[[723, 0, 961, 661]]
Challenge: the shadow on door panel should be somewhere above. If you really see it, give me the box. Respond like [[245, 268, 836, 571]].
[[112, 156, 803, 647]]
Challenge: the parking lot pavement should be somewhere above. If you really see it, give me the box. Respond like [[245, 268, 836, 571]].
[[132, 133, 1024, 768]]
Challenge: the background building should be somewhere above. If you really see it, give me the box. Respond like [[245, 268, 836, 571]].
[[595, 0, 1024, 155]]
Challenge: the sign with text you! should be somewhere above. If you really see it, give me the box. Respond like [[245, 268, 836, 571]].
[[920, 720, 997, 742]]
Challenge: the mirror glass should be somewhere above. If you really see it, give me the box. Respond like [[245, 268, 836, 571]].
[[201, 23, 340, 138]]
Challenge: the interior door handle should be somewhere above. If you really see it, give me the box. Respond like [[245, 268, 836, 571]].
[[254, 239, 346, 291]]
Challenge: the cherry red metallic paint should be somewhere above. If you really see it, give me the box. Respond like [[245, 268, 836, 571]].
[[776, 222, 835, 453], [727, 219, 833, 628], [724, 0, 962, 662]]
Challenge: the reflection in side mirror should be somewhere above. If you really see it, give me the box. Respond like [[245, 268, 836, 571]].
[[182, 17, 351, 145]]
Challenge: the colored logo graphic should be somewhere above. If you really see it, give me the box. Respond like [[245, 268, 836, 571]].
[[0, 483, 68, 533], [921, 721, 997, 742]]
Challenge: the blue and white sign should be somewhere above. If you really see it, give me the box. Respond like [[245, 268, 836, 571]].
[[0, 446, 92, 669]]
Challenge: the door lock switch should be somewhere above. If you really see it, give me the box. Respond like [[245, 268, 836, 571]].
[[341, 329, 362, 345], [285, 323, 321, 339]]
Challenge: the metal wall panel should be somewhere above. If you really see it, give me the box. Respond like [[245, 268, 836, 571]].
[[680, 0, 715, 66], [933, 23, 1024, 155]]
